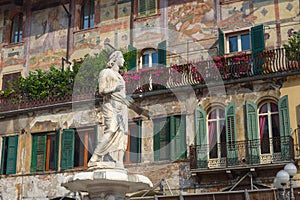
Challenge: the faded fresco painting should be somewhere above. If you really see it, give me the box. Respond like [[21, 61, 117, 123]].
[[29, 6, 68, 69], [168, 0, 215, 42]]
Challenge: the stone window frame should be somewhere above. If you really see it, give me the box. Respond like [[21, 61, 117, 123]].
[[1, 71, 21, 90], [3, 8, 24, 45], [80, 0, 95, 30], [134, 0, 160, 19]]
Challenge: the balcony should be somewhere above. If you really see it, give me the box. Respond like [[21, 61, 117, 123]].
[[0, 87, 95, 114], [189, 136, 295, 171], [0, 47, 299, 113], [125, 48, 300, 94]]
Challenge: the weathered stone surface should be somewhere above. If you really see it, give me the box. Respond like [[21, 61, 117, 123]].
[[62, 169, 152, 199]]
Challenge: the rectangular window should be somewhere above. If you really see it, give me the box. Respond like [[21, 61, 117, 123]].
[[1, 135, 18, 175], [31, 132, 59, 172], [74, 128, 97, 168], [138, 0, 157, 17], [153, 115, 186, 161], [219, 25, 264, 56], [11, 13, 23, 43], [2, 72, 21, 90], [81, 0, 95, 29], [61, 127, 97, 170], [124, 120, 142, 163], [226, 32, 250, 53]]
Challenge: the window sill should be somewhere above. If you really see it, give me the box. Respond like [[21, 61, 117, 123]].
[[73, 27, 98, 34], [224, 50, 252, 57], [134, 13, 161, 22], [220, 0, 248, 5], [3, 42, 24, 48]]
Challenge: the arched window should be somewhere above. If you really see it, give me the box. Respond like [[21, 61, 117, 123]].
[[141, 49, 158, 68], [207, 108, 226, 159], [10, 13, 23, 43], [195, 103, 237, 168], [81, 0, 94, 29], [258, 102, 280, 154]]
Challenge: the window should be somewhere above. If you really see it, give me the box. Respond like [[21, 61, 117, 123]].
[[81, 0, 94, 29], [10, 13, 23, 43], [218, 25, 265, 55], [227, 33, 250, 53], [61, 127, 97, 170], [138, 0, 157, 17], [124, 120, 142, 163], [153, 115, 186, 161], [142, 49, 158, 68], [207, 108, 226, 159], [1, 136, 18, 175], [129, 40, 166, 70], [245, 96, 291, 163], [258, 102, 280, 154], [31, 132, 59, 172], [2, 72, 21, 90], [195, 103, 237, 168]]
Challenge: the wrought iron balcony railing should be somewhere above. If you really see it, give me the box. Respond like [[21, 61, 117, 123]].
[[0, 48, 299, 113], [124, 48, 300, 94], [190, 136, 294, 170]]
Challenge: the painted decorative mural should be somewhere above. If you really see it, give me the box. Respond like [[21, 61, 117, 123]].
[[29, 6, 67, 69], [168, 0, 215, 42]]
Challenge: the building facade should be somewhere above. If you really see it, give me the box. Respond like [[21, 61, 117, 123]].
[[0, 0, 300, 199]]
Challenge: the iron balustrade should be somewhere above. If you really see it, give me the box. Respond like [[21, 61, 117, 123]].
[[190, 136, 294, 169], [1, 47, 300, 112]]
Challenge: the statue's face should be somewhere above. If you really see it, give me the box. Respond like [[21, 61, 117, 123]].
[[117, 55, 125, 67]]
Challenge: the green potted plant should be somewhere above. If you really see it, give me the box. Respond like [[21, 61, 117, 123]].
[[284, 31, 300, 69]]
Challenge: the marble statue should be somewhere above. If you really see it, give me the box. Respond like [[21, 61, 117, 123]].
[[88, 50, 150, 169]]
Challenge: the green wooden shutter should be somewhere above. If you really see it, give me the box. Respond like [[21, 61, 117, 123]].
[[245, 101, 260, 164], [148, 0, 157, 15], [195, 108, 208, 168], [225, 103, 238, 166], [30, 135, 37, 172], [170, 116, 186, 160], [1, 137, 7, 174], [138, 0, 146, 16], [128, 45, 137, 71], [153, 119, 161, 161], [6, 136, 18, 174], [158, 40, 167, 67], [61, 129, 75, 170], [278, 95, 291, 161], [31, 134, 46, 172], [251, 24, 265, 74], [251, 25, 265, 53], [36, 135, 46, 172], [218, 28, 224, 56]]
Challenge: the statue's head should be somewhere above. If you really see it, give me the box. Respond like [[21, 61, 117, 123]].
[[107, 51, 124, 68]]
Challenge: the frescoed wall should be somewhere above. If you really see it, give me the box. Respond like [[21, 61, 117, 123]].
[[168, 0, 215, 42], [29, 6, 68, 69], [167, 0, 216, 63]]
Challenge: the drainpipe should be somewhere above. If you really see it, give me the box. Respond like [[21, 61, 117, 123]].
[[61, 2, 72, 71]]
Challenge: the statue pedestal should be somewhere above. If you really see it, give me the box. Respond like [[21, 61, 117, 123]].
[[62, 169, 152, 200]]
